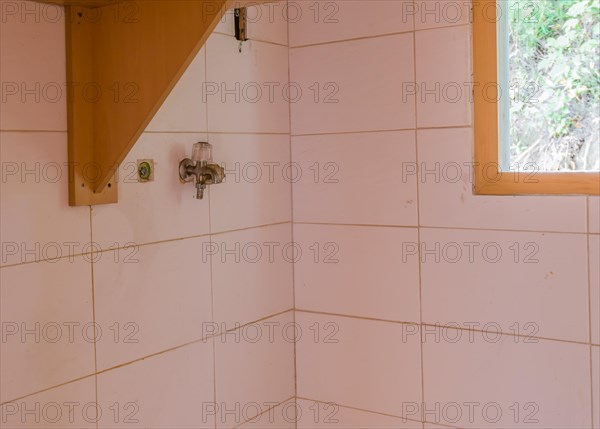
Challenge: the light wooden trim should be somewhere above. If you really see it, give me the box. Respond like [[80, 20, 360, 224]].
[[33, 0, 120, 5], [472, 0, 600, 196]]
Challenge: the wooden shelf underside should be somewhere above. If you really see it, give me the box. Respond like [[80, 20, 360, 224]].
[[35, 0, 261, 205]]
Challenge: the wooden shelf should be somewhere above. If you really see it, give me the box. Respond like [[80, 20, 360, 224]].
[[35, 0, 254, 206]]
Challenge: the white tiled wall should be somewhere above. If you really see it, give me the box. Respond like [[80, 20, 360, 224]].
[[0, 2, 294, 428], [293, 224, 420, 322], [2, 1, 599, 428], [291, 130, 418, 226], [423, 335, 592, 428], [214, 312, 296, 428], [295, 312, 422, 417], [290, 33, 416, 135], [290, 1, 599, 428]]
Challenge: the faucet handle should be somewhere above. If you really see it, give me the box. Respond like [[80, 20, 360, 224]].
[[191, 142, 213, 164], [179, 142, 225, 200]]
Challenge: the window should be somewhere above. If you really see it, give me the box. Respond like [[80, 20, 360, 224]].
[[473, 0, 600, 195]]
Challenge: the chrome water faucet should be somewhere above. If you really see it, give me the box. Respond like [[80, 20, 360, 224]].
[[179, 142, 225, 199]]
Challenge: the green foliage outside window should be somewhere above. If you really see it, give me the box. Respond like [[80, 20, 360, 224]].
[[508, 0, 599, 170]]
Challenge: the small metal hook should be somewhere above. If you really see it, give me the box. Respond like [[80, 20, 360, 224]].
[[235, 7, 247, 53]]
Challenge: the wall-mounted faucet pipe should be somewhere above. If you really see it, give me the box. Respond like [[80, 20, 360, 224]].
[[179, 142, 225, 200]]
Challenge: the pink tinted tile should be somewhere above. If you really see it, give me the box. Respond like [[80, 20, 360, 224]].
[[0, 132, 90, 267], [417, 128, 587, 232], [590, 235, 600, 345], [423, 335, 591, 428], [0, 1, 66, 130], [92, 133, 210, 249], [237, 399, 296, 428], [211, 224, 294, 328], [292, 131, 418, 225], [215, 2, 288, 45], [93, 237, 212, 370], [209, 133, 291, 233], [206, 34, 289, 133], [294, 224, 420, 323], [289, 0, 413, 47], [414, 0, 471, 30], [97, 342, 214, 428], [214, 312, 295, 428], [420, 228, 589, 342], [593, 346, 599, 429], [295, 312, 421, 417], [590, 197, 600, 233], [0, 377, 96, 428], [295, 399, 421, 429], [290, 34, 415, 135], [423, 423, 454, 429], [0, 257, 94, 402], [146, 49, 207, 132], [416, 25, 471, 128]]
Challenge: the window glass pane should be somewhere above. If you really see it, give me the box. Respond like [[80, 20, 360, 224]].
[[499, 0, 600, 171]]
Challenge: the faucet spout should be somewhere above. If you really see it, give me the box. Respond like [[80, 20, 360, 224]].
[[196, 182, 206, 200]]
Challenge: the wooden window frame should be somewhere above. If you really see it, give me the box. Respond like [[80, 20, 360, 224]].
[[472, 0, 600, 195]]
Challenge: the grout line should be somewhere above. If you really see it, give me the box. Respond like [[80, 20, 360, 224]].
[[0, 217, 589, 271], [210, 242, 219, 429], [210, 221, 291, 238], [0, 374, 97, 406], [289, 22, 467, 51], [232, 395, 295, 428], [97, 308, 295, 373], [295, 309, 595, 347], [586, 197, 595, 428], [284, 1, 299, 422], [204, 42, 219, 429], [0, 251, 100, 270], [289, 29, 415, 49], [290, 125, 472, 137], [418, 225, 590, 235], [0, 222, 293, 269], [296, 308, 420, 327], [295, 396, 463, 429], [289, 23, 470, 50], [410, 10, 427, 429], [414, 21, 473, 34], [209, 193, 219, 429], [220, 308, 295, 333], [88, 206, 100, 429], [294, 396, 419, 425], [291, 127, 416, 137], [292, 221, 590, 236], [94, 308, 295, 378], [93, 339, 213, 376], [294, 222, 419, 229], [0, 309, 295, 407], [588, 196, 592, 233], [4, 217, 585, 266]]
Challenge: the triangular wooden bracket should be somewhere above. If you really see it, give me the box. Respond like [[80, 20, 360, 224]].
[[35, 0, 262, 206]]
